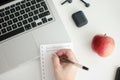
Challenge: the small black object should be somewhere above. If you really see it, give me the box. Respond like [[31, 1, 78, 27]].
[[80, 0, 90, 7], [82, 66, 89, 70], [115, 67, 120, 80], [61, 0, 72, 5], [72, 11, 88, 27]]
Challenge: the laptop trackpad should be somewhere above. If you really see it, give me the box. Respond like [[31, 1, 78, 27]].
[[1, 33, 39, 68]]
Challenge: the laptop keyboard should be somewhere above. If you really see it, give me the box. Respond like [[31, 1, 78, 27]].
[[0, 0, 54, 42]]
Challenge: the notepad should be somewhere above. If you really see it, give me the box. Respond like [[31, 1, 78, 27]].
[[40, 43, 72, 80]]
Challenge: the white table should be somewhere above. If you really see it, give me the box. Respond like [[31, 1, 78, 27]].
[[0, 0, 120, 80]]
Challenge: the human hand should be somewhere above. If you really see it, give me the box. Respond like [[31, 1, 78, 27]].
[[52, 49, 78, 80]]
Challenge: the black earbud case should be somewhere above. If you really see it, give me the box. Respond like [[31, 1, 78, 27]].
[[72, 11, 88, 27]]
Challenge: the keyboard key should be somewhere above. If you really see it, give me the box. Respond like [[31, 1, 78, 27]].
[[36, 3, 41, 8], [7, 26, 12, 31], [13, 18, 18, 23], [2, 22, 7, 27], [0, 27, 25, 42], [18, 16, 23, 21], [42, 17, 47, 23], [0, 18, 4, 23], [31, 0, 36, 5], [31, 22, 37, 27], [26, 2, 31, 7], [15, 12, 20, 17], [17, 22, 22, 27], [22, 20, 28, 25], [7, 20, 13, 25], [9, 14, 15, 19], [34, 10, 39, 14], [28, 18, 33, 23], [15, 6, 21, 11], [28, 12, 33, 17], [0, 12, 5, 17], [23, 14, 29, 19], [10, 8, 16, 13], [33, 15, 38, 20], [39, 8, 44, 12], [4, 16, 9, 21], [21, 4, 26, 9], [1, 28, 7, 34], [20, 10, 25, 15], [12, 24, 17, 29], [41, 2, 48, 10], [37, 22, 42, 25], [38, 11, 50, 18], [5, 10, 10, 15], [11, 4, 15, 8], [16, 2, 21, 6], [25, 8, 30, 12], [24, 24, 31, 30], [30, 5, 35, 10], [5, 6, 10, 10], [48, 18, 53, 21]]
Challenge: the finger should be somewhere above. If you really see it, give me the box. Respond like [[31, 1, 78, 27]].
[[52, 53, 61, 69], [56, 49, 76, 60]]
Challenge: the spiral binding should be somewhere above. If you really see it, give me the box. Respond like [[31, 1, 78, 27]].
[[40, 45, 46, 80]]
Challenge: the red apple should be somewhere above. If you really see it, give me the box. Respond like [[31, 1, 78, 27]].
[[92, 34, 115, 57]]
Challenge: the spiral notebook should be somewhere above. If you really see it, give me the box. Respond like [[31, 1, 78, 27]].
[[40, 43, 72, 80]]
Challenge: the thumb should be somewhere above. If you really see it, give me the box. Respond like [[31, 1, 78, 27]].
[[52, 54, 61, 69]]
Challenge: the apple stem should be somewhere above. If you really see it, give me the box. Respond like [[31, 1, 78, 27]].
[[104, 33, 107, 36]]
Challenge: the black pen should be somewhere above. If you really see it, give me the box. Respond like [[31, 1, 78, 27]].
[[59, 56, 89, 71]]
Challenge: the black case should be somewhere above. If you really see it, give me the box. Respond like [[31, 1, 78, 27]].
[[72, 11, 88, 27], [115, 67, 120, 80]]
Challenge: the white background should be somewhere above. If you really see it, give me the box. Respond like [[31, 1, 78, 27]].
[[0, 0, 120, 80]]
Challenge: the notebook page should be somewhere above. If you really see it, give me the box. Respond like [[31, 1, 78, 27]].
[[40, 43, 72, 80]]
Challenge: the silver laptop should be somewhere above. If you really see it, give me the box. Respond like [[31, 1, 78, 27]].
[[0, 0, 70, 74]]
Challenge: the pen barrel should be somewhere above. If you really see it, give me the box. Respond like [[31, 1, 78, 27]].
[[73, 63, 82, 68], [59, 57, 89, 71]]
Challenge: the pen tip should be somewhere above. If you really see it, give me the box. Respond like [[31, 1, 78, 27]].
[[82, 66, 89, 71]]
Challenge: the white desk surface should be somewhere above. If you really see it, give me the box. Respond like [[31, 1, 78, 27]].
[[0, 0, 120, 80]]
